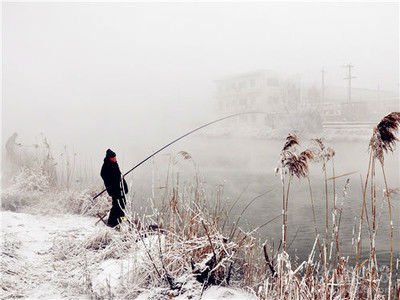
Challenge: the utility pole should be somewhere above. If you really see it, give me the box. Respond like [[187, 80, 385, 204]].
[[343, 64, 356, 103], [321, 68, 325, 103]]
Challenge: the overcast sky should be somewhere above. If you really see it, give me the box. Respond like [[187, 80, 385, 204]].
[[2, 2, 399, 157]]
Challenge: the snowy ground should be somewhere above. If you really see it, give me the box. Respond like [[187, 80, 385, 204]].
[[1, 211, 256, 300], [1, 211, 96, 299]]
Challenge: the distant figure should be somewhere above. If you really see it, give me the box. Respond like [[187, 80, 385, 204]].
[[100, 149, 128, 227], [5, 132, 21, 164]]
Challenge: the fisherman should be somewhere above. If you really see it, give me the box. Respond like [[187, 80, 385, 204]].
[[100, 149, 129, 227]]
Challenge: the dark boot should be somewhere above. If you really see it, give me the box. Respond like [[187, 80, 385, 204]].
[[107, 197, 126, 228]]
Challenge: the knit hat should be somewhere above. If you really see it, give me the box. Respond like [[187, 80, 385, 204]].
[[106, 149, 116, 158]]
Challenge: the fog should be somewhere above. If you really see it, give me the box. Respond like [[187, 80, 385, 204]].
[[2, 2, 399, 159]]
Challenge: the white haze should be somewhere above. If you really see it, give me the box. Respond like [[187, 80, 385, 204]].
[[2, 2, 399, 161]]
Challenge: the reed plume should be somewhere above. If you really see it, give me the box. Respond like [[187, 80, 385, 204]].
[[312, 138, 335, 166], [178, 151, 192, 160], [282, 132, 299, 152], [369, 112, 400, 164], [280, 149, 314, 179]]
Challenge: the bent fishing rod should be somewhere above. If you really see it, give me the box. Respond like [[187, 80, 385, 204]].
[[93, 111, 265, 200]]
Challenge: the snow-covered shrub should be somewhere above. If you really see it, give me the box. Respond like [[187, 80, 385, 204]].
[[9, 166, 50, 192], [1, 167, 51, 212], [1, 164, 109, 215]]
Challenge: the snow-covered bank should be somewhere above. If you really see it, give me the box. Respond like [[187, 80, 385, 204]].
[[1, 211, 96, 299], [1, 211, 256, 300]]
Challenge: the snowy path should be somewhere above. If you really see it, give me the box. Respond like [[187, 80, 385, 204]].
[[1, 211, 256, 300], [1, 211, 97, 299]]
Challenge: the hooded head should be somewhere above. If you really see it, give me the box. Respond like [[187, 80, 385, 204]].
[[105, 149, 117, 162]]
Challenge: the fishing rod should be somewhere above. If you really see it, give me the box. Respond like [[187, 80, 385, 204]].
[[93, 111, 265, 200]]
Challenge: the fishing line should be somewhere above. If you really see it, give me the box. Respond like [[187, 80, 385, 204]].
[[93, 111, 265, 200]]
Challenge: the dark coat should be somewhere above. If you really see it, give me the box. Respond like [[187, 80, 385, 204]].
[[100, 158, 128, 198]]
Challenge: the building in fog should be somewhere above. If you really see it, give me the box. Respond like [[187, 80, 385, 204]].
[[215, 70, 300, 128]]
